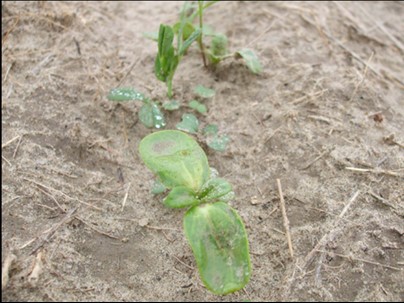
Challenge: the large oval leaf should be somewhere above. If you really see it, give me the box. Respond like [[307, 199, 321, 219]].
[[139, 130, 209, 192], [184, 202, 251, 295]]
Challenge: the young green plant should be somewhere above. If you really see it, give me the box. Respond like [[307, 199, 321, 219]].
[[190, 1, 263, 74], [155, 2, 202, 98], [107, 88, 166, 129], [139, 130, 251, 295], [176, 85, 230, 152]]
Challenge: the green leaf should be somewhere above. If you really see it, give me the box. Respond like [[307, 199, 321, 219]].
[[202, 124, 218, 136], [194, 85, 215, 98], [151, 179, 167, 195], [199, 178, 233, 203], [162, 100, 180, 111], [154, 55, 166, 82], [164, 186, 199, 208], [139, 130, 210, 192], [173, 22, 196, 41], [107, 88, 145, 102], [179, 28, 202, 56], [211, 34, 228, 57], [207, 134, 230, 152], [189, 100, 207, 114], [184, 202, 251, 295], [236, 48, 262, 74], [176, 113, 199, 134], [158, 24, 175, 57], [139, 102, 166, 129]]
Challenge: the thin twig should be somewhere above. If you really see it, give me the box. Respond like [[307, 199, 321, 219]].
[[2, 135, 20, 149], [34, 185, 120, 240], [302, 190, 360, 270], [23, 178, 103, 211], [316, 250, 402, 271], [277, 179, 294, 259], [349, 52, 374, 102], [2, 155, 12, 166], [172, 255, 195, 270], [121, 183, 131, 212], [2, 253, 17, 290], [75, 216, 120, 240], [355, 3, 404, 53], [29, 207, 79, 255], [28, 251, 43, 287], [2, 62, 14, 83], [13, 134, 23, 158], [145, 225, 181, 232], [367, 191, 398, 210], [298, 13, 404, 88], [301, 147, 334, 170], [245, 19, 278, 48], [116, 56, 142, 88], [345, 166, 402, 177], [264, 126, 282, 144]]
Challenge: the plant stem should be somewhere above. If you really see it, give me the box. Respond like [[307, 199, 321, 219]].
[[167, 76, 173, 98], [197, 1, 207, 67], [189, 1, 218, 22]]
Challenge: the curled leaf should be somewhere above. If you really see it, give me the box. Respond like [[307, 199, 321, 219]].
[[236, 48, 262, 74]]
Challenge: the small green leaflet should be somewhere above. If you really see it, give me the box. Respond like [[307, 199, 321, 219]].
[[211, 34, 228, 57], [164, 186, 199, 208], [173, 21, 196, 41], [108, 88, 145, 102], [176, 113, 199, 134], [198, 178, 234, 203], [163, 100, 180, 111], [189, 100, 207, 114], [194, 85, 215, 98], [207, 134, 230, 152], [202, 124, 229, 151], [184, 202, 251, 295], [179, 28, 202, 56], [236, 48, 262, 74], [203, 124, 218, 136], [139, 102, 166, 129], [151, 179, 167, 195]]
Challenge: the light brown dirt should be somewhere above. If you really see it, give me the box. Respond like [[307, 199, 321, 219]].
[[2, 1, 404, 301]]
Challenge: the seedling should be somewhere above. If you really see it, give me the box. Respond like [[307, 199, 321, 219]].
[[139, 130, 251, 295], [149, 1, 262, 97], [185, 1, 263, 74], [154, 2, 202, 98], [107, 87, 166, 129], [174, 85, 230, 152]]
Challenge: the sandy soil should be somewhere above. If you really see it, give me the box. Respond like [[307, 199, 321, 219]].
[[2, 1, 404, 301]]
